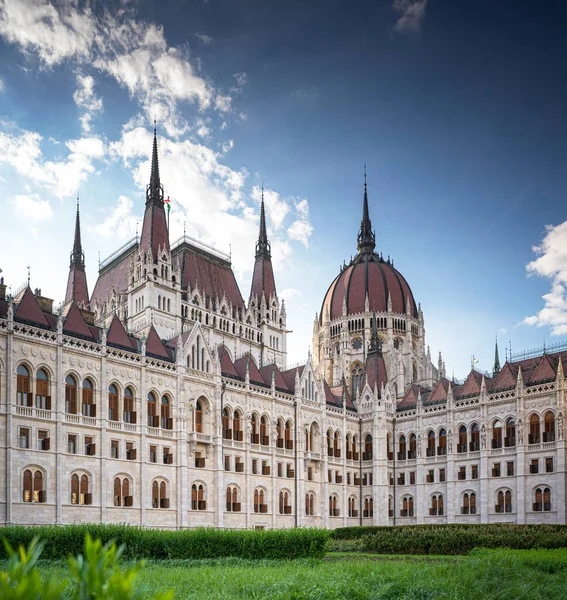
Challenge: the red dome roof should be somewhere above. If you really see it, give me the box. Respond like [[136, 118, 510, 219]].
[[321, 253, 417, 322]]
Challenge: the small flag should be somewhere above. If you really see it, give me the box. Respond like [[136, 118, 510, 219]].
[[164, 196, 171, 213], [473, 356, 479, 365]]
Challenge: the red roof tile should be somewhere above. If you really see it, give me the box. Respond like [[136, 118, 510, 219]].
[[91, 251, 133, 307], [234, 354, 266, 386], [259, 364, 289, 391], [365, 354, 388, 398], [427, 378, 449, 403], [455, 370, 483, 398], [140, 201, 170, 263], [280, 365, 304, 392], [219, 346, 239, 378], [14, 288, 50, 328], [106, 315, 136, 350], [528, 354, 557, 385], [62, 303, 96, 340], [65, 266, 89, 307], [250, 257, 277, 302], [491, 363, 518, 391], [145, 325, 171, 360]]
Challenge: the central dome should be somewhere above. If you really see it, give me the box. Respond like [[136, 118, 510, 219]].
[[321, 252, 417, 322]]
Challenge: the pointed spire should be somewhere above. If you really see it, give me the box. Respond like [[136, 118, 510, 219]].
[[493, 336, 501, 376], [146, 123, 164, 207], [70, 196, 84, 267], [357, 165, 376, 254], [255, 185, 271, 260]]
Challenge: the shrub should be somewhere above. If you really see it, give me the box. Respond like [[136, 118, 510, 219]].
[[350, 524, 567, 555], [0, 525, 329, 561]]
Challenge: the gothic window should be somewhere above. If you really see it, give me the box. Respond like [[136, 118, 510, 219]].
[[65, 375, 78, 414], [351, 363, 364, 400], [124, 387, 136, 423], [108, 384, 119, 421], [191, 483, 206, 510], [329, 494, 339, 517], [82, 379, 95, 417], [534, 487, 551, 512], [251, 414, 259, 444], [17, 365, 32, 407], [408, 434, 416, 459], [529, 414, 540, 444], [348, 496, 358, 518], [492, 420, 502, 449], [470, 423, 480, 451], [152, 480, 169, 508], [458, 425, 467, 453], [386, 433, 393, 460], [401, 495, 414, 517], [352, 338, 362, 350], [260, 416, 268, 446], [305, 493, 315, 516], [505, 418, 515, 447], [364, 435, 373, 461], [279, 490, 291, 514], [195, 400, 203, 433], [71, 473, 91, 505], [35, 369, 51, 410], [326, 430, 333, 457], [22, 469, 45, 503], [254, 488, 266, 513], [334, 431, 341, 458], [161, 396, 172, 430], [543, 412, 555, 442], [364, 497, 374, 518], [226, 486, 240, 512], [462, 492, 476, 514], [147, 392, 158, 427], [398, 435, 407, 460], [114, 477, 132, 507], [438, 429, 447, 455]]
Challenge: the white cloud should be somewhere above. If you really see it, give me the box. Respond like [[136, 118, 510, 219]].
[[287, 198, 314, 247], [92, 195, 138, 240], [214, 94, 232, 113], [522, 221, 567, 335], [393, 0, 428, 34], [73, 74, 103, 133], [280, 288, 301, 302], [0, 77, 4, 92], [13, 193, 53, 221], [194, 33, 213, 44], [251, 186, 289, 231], [233, 72, 247, 88]]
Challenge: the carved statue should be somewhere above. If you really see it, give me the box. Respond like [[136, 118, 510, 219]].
[[417, 434, 422, 457], [517, 418, 523, 444], [559, 413, 564, 441], [481, 424, 486, 449], [448, 430, 452, 453]]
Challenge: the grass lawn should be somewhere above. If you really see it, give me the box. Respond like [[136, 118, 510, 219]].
[[34, 548, 567, 599]]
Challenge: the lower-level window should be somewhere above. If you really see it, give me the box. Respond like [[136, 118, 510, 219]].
[[23, 469, 45, 503]]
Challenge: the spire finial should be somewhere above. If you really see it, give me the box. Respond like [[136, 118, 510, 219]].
[[70, 198, 85, 267], [493, 334, 501, 376], [357, 166, 375, 254], [255, 183, 271, 260], [146, 124, 163, 206]]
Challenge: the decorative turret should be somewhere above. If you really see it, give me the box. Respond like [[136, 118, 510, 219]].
[[139, 125, 170, 262], [249, 188, 277, 303], [356, 166, 376, 254], [367, 313, 382, 358], [493, 336, 501, 376], [65, 198, 89, 307]]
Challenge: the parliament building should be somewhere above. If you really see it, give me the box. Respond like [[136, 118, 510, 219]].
[[0, 129, 564, 528]]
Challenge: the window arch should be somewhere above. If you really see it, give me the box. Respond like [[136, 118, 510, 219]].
[[222, 407, 231, 439], [108, 384, 119, 421], [22, 468, 45, 503], [195, 399, 203, 433], [161, 395, 172, 430], [363, 496, 374, 518], [276, 418, 284, 448], [462, 492, 476, 515], [492, 419, 502, 449], [285, 420, 293, 450], [82, 378, 95, 417], [254, 488, 267, 513], [226, 486, 241, 511], [16, 364, 32, 407], [534, 487, 551, 511], [279, 490, 291, 514], [529, 414, 540, 444], [401, 495, 414, 517], [326, 429, 333, 457], [430, 494, 443, 516], [329, 494, 339, 517], [505, 417, 515, 447], [398, 435, 407, 460], [114, 476, 132, 507], [152, 479, 169, 508], [35, 368, 51, 410], [364, 434, 373, 461], [71, 473, 91, 505], [147, 392, 158, 427], [305, 492, 315, 516], [191, 483, 206, 510], [470, 423, 480, 451], [233, 410, 242, 441], [124, 387, 135, 423], [334, 431, 341, 458], [260, 415, 268, 446], [427, 430, 436, 457], [408, 433, 416, 459], [458, 425, 467, 453], [543, 411, 555, 442], [438, 428, 447, 456], [351, 362, 364, 400], [250, 414, 259, 444], [65, 375, 78, 414]]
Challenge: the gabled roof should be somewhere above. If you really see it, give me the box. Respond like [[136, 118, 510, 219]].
[[218, 345, 239, 378], [259, 364, 289, 391], [14, 287, 50, 328], [62, 302, 97, 341], [328, 378, 356, 411], [528, 353, 557, 385], [365, 354, 387, 397], [281, 365, 304, 392], [106, 315, 137, 351], [234, 353, 266, 386], [427, 378, 449, 403], [145, 325, 172, 361], [454, 369, 483, 399], [491, 362, 518, 392]]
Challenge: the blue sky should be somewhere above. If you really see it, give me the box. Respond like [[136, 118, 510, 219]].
[[1, 0, 567, 379]]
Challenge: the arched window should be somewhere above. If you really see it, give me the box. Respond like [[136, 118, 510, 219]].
[[147, 392, 157, 427], [430, 494, 438, 516], [364, 434, 373, 461], [462, 492, 476, 515], [36, 369, 51, 410], [71, 473, 91, 505], [22, 469, 45, 503], [82, 379, 95, 417], [285, 421, 293, 450], [108, 384, 119, 421], [470, 423, 480, 451], [305, 493, 315, 516], [195, 400, 203, 433], [387, 433, 393, 460], [438, 494, 444, 516], [226, 486, 240, 511], [398, 435, 407, 460], [114, 477, 122, 506], [505, 490, 512, 513], [276, 419, 284, 448], [161, 396, 172, 430], [17, 365, 32, 407], [346, 433, 352, 459], [505, 418, 515, 447], [348, 496, 358, 518], [326, 430, 333, 457], [191, 483, 206, 510], [351, 363, 364, 400], [543, 412, 556, 442], [496, 491, 505, 513], [122, 478, 131, 506], [260, 416, 268, 446], [492, 420, 502, 449], [364, 497, 374, 518], [458, 425, 467, 453], [222, 407, 231, 439], [152, 480, 169, 508], [254, 488, 267, 513], [233, 410, 242, 441], [279, 490, 290, 514], [408, 434, 416, 459], [65, 375, 78, 414], [401, 496, 414, 517], [534, 487, 551, 511], [529, 414, 540, 444], [438, 429, 447, 456], [427, 431, 436, 457], [329, 495, 339, 517], [124, 387, 135, 423], [334, 431, 341, 458], [251, 414, 259, 444]]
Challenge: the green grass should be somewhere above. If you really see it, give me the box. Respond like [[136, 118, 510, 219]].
[[30, 549, 567, 599]]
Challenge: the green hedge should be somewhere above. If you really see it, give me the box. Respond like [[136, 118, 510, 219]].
[[345, 524, 567, 555], [0, 525, 329, 560]]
